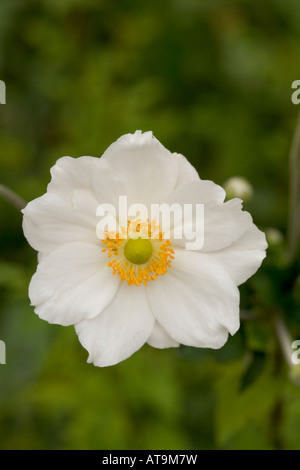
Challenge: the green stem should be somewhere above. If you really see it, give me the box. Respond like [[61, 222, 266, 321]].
[[0, 184, 27, 211], [287, 111, 300, 262]]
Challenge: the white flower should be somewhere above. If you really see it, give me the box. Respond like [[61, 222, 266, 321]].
[[22, 131, 267, 367]]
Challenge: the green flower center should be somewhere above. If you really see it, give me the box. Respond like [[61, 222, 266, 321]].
[[124, 237, 153, 265]]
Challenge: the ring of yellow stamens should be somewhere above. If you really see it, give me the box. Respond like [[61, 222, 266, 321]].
[[100, 220, 174, 286]]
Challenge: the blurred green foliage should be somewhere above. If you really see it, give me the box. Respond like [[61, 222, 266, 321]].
[[1, 0, 300, 450]]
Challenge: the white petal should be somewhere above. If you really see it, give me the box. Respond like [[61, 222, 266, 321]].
[[75, 283, 155, 367], [47, 156, 104, 201], [22, 190, 99, 253], [166, 180, 252, 251], [29, 242, 119, 326], [202, 198, 253, 251], [211, 223, 268, 285], [100, 130, 179, 207], [168, 178, 226, 206], [174, 153, 200, 188], [23, 154, 131, 254], [147, 322, 180, 349], [146, 249, 240, 348], [48, 154, 131, 209]]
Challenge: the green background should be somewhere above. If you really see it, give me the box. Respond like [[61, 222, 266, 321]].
[[0, 0, 300, 450]]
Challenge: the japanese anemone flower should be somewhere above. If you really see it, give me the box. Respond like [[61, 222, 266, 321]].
[[22, 131, 267, 367]]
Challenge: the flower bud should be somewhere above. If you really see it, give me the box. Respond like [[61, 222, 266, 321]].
[[223, 176, 253, 202], [265, 228, 284, 247]]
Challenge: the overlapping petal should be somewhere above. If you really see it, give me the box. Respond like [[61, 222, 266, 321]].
[[146, 248, 240, 348], [47, 155, 105, 201], [75, 282, 154, 367], [173, 153, 200, 188], [211, 223, 268, 285], [100, 131, 179, 208], [22, 190, 99, 253], [29, 242, 120, 326], [147, 322, 180, 349], [166, 180, 252, 252]]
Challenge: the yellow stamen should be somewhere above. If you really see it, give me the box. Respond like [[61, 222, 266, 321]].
[[101, 220, 174, 286]]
